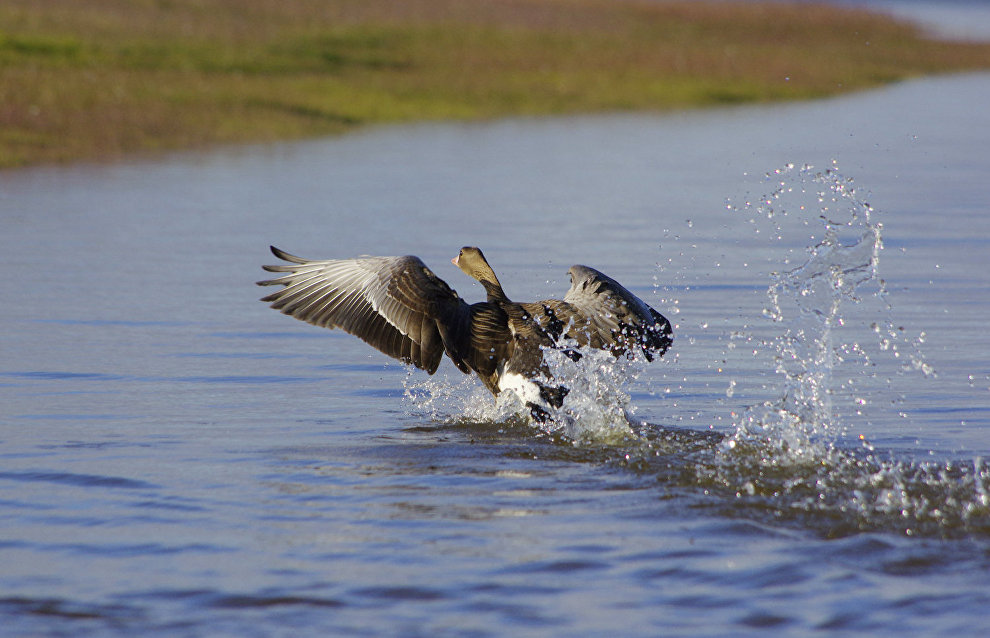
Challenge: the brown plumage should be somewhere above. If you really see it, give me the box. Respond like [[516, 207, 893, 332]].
[[257, 245, 672, 419]]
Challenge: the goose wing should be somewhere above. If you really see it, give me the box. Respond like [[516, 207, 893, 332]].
[[257, 246, 467, 374], [555, 265, 673, 361]]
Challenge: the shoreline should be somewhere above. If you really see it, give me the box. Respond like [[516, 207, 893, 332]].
[[3, 0, 990, 169]]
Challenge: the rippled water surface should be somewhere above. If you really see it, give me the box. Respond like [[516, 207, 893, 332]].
[[3, 74, 990, 636]]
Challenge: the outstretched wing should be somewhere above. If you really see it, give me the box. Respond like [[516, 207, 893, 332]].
[[257, 246, 466, 374], [553, 265, 672, 361]]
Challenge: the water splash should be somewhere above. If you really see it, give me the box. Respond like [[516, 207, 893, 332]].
[[403, 372, 503, 423], [403, 346, 648, 445], [695, 163, 990, 537], [537, 345, 649, 443], [722, 164, 932, 452]]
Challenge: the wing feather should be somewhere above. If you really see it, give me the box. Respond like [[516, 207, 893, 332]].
[[257, 247, 466, 373], [557, 265, 673, 360]]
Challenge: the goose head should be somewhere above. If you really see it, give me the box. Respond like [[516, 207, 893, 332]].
[[452, 246, 505, 298], [452, 246, 492, 281]]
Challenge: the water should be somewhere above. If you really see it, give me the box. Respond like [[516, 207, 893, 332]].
[[847, 0, 990, 42], [3, 72, 990, 635], [738, 1, 990, 42]]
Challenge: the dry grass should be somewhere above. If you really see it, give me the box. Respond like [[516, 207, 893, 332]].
[[2, 0, 989, 167]]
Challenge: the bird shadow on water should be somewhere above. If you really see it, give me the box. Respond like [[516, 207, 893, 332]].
[[397, 163, 990, 542]]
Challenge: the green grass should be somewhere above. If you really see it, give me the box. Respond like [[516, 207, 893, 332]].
[[2, 0, 989, 167]]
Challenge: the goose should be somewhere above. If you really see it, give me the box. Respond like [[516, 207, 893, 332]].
[[257, 246, 672, 421]]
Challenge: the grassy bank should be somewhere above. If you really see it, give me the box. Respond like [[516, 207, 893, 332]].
[[2, 0, 989, 167]]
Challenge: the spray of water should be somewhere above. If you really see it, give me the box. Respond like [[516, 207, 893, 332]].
[[724, 164, 885, 456], [722, 164, 934, 450], [698, 163, 988, 537], [403, 344, 650, 444], [539, 345, 650, 443]]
